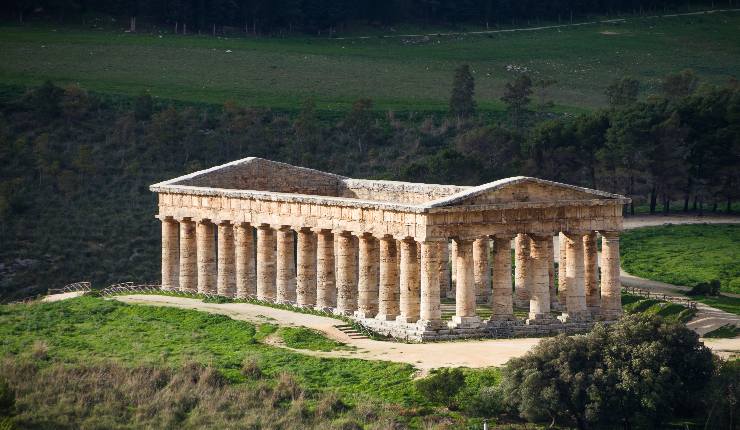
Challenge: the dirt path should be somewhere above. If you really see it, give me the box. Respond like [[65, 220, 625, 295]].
[[114, 294, 739, 368]]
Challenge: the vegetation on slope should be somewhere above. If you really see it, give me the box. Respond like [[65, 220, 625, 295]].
[[621, 224, 740, 294], [1, 13, 739, 112]]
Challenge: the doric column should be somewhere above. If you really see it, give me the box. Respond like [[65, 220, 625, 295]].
[[527, 235, 553, 322], [547, 236, 558, 309], [397, 238, 420, 323], [491, 235, 515, 320], [558, 232, 567, 306], [562, 232, 590, 321], [450, 240, 458, 290], [276, 226, 296, 303], [335, 231, 357, 315], [296, 228, 317, 307], [217, 221, 236, 297], [315, 230, 336, 310], [196, 220, 217, 294], [440, 241, 451, 299], [450, 238, 479, 328], [420, 239, 445, 327], [583, 231, 601, 312], [376, 236, 399, 321], [256, 224, 276, 301], [473, 237, 491, 304], [234, 223, 256, 299], [161, 217, 179, 291], [514, 234, 531, 308], [600, 231, 623, 320], [356, 234, 379, 318], [179, 218, 197, 293]]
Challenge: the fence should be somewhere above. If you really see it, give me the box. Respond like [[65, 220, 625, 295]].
[[47, 281, 92, 295], [622, 286, 697, 309]]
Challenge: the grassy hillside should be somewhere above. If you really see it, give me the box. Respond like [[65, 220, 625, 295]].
[[1, 11, 739, 113], [621, 224, 740, 294]]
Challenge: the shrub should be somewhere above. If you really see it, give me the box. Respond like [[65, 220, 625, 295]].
[[688, 279, 721, 296], [240, 357, 263, 380], [30, 340, 48, 361], [415, 368, 465, 409], [0, 378, 14, 416]]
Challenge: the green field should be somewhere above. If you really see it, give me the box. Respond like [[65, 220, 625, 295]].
[[1, 11, 739, 113], [621, 224, 740, 294]]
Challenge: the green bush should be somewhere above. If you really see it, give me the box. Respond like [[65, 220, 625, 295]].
[[688, 279, 721, 296], [415, 368, 466, 409]]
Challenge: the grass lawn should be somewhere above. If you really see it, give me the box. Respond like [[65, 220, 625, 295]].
[[693, 295, 740, 316], [621, 224, 740, 294], [703, 324, 740, 339], [1, 11, 739, 113]]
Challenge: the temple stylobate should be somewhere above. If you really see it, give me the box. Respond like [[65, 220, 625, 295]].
[[151, 157, 630, 341]]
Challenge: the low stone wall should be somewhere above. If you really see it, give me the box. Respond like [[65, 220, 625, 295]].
[[354, 316, 599, 342]]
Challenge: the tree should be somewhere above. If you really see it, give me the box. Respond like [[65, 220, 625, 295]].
[[662, 69, 699, 102], [501, 314, 714, 429], [449, 64, 476, 119], [605, 77, 640, 108], [703, 358, 740, 430], [501, 74, 532, 129], [343, 98, 377, 153]]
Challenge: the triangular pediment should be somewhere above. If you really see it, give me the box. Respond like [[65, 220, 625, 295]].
[[425, 177, 625, 208]]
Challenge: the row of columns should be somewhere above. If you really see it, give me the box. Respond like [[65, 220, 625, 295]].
[[162, 218, 622, 327]]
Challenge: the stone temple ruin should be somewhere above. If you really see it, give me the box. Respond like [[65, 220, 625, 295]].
[[151, 157, 629, 341]]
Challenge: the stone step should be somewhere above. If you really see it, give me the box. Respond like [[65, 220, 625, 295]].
[[334, 324, 368, 339]]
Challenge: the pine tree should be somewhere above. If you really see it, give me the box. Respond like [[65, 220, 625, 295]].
[[449, 64, 476, 119]]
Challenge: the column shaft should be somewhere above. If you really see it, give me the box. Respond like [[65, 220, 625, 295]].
[[473, 237, 491, 304], [600, 232, 623, 319], [296, 229, 317, 307], [235, 223, 256, 299], [256, 225, 276, 301], [196, 220, 217, 294], [583, 231, 601, 311], [514, 234, 531, 307], [217, 222, 236, 297], [397, 238, 420, 323], [179, 219, 197, 293], [335, 232, 357, 315], [563, 232, 589, 320], [276, 227, 296, 303], [491, 236, 514, 320], [356, 234, 379, 318], [558, 232, 568, 305], [440, 241, 451, 299], [377, 237, 399, 320], [528, 235, 552, 321], [420, 240, 444, 325], [161, 218, 179, 291], [547, 236, 558, 308], [450, 238, 479, 327], [315, 230, 336, 309]]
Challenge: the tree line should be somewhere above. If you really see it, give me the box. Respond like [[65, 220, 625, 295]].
[[4, 0, 731, 34]]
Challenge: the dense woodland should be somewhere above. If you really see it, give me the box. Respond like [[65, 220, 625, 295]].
[[0, 68, 738, 300], [3, 0, 735, 34]]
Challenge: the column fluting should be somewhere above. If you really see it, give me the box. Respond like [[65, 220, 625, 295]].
[[563, 231, 590, 321], [450, 238, 479, 328], [161, 218, 179, 291], [419, 240, 444, 326], [196, 220, 217, 294], [234, 223, 256, 299], [527, 235, 553, 322], [276, 226, 296, 303], [256, 224, 276, 301], [217, 221, 236, 297], [583, 231, 601, 312], [178, 219, 197, 293], [600, 231, 623, 320], [376, 236, 399, 321], [335, 231, 357, 315], [315, 230, 336, 309], [491, 235, 515, 320], [558, 232, 567, 305], [473, 237, 491, 304], [356, 234, 379, 318], [397, 238, 420, 323], [296, 228, 317, 307], [514, 234, 531, 308]]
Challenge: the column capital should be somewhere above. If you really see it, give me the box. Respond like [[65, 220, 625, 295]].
[[562, 230, 589, 238], [599, 230, 620, 239], [528, 233, 552, 242], [257, 223, 272, 230], [174, 216, 193, 223], [493, 233, 515, 240], [218, 219, 232, 226]]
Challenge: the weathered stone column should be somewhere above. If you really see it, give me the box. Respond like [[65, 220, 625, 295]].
[[558, 232, 567, 306], [256, 224, 276, 301], [527, 235, 553, 322], [419, 239, 444, 327], [440, 241, 451, 299], [473, 237, 491, 304], [561, 232, 590, 321], [491, 235, 515, 320], [196, 220, 217, 294], [234, 223, 256, 299], [450, 238, 479, 328], [600, 231, 623, 320], [179, 218, 197, 293], [296, 228, 317, 307], [397, 238, 420, 323], [583, 231, 601, 312], [376, 236, 399, 321], [161, 217, 179, 291], [514, 234, 531, 308], [315, 230, 336, 310], [217, 221, 236, 297], [335, 231, 357, 315], [450, 240, 458, 289], [276, 226, 296, 303], [356, 234, 379, 318], [547, 236, 558, 309]]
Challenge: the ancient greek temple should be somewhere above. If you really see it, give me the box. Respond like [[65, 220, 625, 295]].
[[151, 158, 629, 341]]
